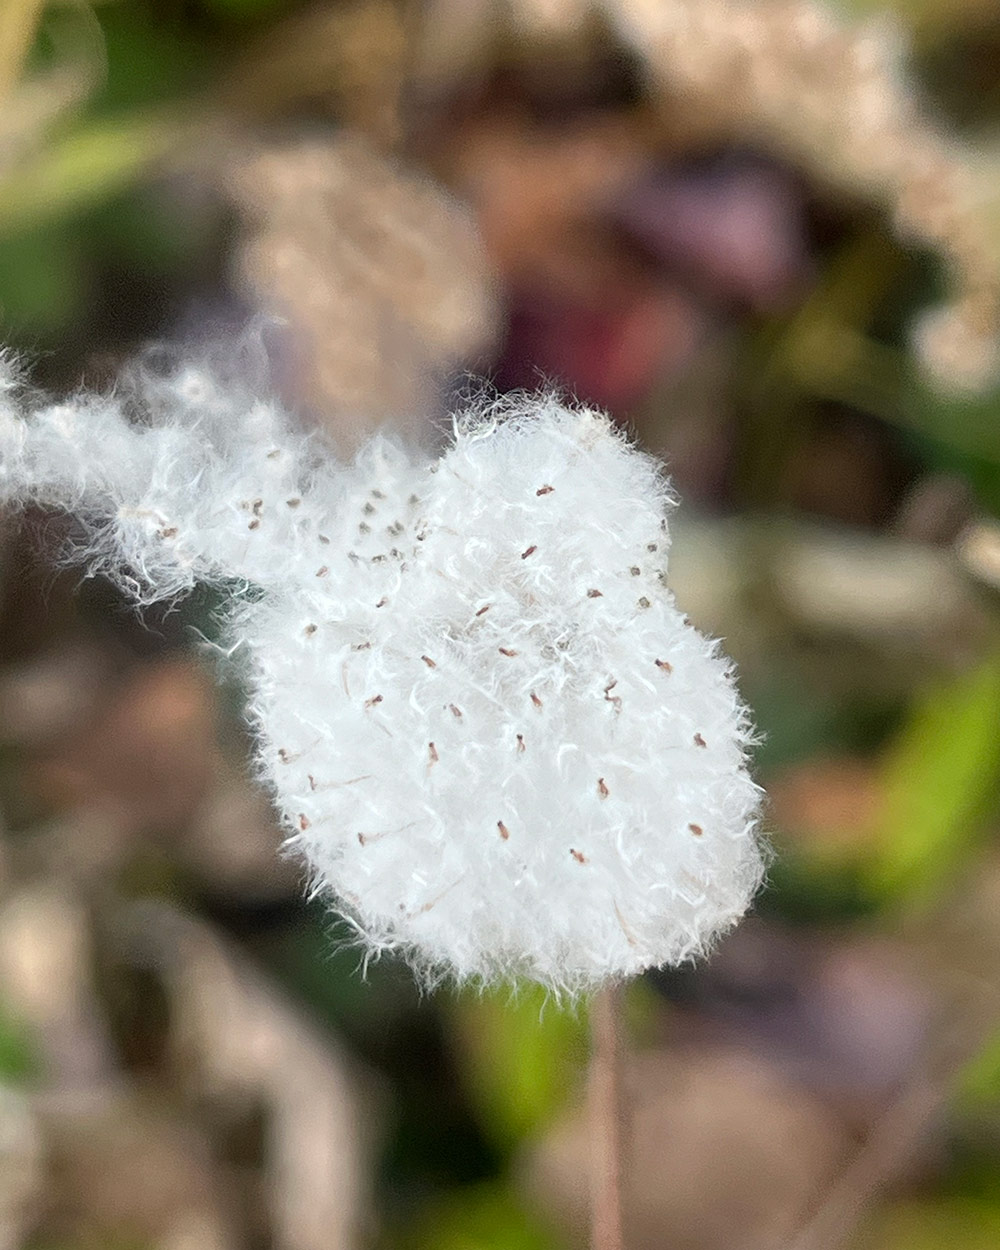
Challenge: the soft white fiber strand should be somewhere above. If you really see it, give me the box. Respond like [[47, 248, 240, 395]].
[[0, 353, 765, 994]]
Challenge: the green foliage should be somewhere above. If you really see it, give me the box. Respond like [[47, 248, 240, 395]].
[[449, 984, 588, 1153], [957, 1028, 1000, 1113], [398, 1181, 564, 1250], [863, 652, 1000, 902], [0, 997, 40, 1084], [0, 114, 180, 237], [862, 1199, 1000, 1250]]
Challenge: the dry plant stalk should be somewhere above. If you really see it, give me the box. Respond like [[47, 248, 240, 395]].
[[590, 983, 628, 1250]]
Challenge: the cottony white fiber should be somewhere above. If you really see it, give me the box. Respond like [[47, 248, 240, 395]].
[[0, 352, 765, 993]]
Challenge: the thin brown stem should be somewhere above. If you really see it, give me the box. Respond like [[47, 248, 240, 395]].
[[590, 981, 628, 1250]]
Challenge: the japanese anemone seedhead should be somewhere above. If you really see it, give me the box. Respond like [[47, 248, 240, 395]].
[[0, 351, 765, 994]]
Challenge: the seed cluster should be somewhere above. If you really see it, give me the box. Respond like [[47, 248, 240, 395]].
[[0, 367, 765, 993]]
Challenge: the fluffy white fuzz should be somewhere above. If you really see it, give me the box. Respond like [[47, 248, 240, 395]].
[[0, 353, 765, 993]]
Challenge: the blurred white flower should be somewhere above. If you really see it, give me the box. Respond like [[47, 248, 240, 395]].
[[0, 353, 765, 993]]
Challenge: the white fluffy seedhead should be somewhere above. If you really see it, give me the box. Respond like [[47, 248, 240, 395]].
[[0, 355, 765, 994]]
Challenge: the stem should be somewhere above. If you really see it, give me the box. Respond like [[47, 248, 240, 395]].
[[590, 982, 628, 1250]]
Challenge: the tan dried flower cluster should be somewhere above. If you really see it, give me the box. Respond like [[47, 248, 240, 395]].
[[227, 134, 497, 443], [418, 0, 1000, 392], [604, 0, 998, 390]]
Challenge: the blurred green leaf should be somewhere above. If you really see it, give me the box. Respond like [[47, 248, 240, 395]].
[[402, 1181, 563, 1250], [0, 114, 181, 236], [863, 652, 1000, 901], [450, 984, 587, 1152], [93, 7, 211, 112], [862, 1199, 1000, 1250], [957, 1027, 1000, 1112], [0, 221, 85, 331], [0, 997, 39, 1084]]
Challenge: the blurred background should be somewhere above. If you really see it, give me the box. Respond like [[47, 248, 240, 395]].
[[2, 1, 1000, 1247]]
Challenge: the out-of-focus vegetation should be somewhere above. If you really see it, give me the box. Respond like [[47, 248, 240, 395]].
[[2, 2, 1000, 1249]]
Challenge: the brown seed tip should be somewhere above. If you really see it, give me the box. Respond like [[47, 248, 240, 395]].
[[298, 814, 310, 831], [521, 545, 537, 559], [428, 742, 439, 764], [598, 778, 610, 798], [570, 848, 587, 864], [694, 733, 707, 748], [497, 820, 510, 840], [638, 596, 651, 609], [421, 655, 437, 668], [316, 566, 329, 578], [308, 774, 317, 790], [286, 498, 301, 508], [498, 647, 518, 657], [516, 733, 525, 753], [630, 566, 641, 576], [364, 694, 383, 709], [374, 597, 388, 608], [689, 823, 703, 836], [536, 485, 554, 496], [159, 526, 178, 539], [587, 588, 604, 598], [449, 703, 463, 719], [475, 604, 491, 616], [248, 518, 260, 530], [655, 658, 673, 673], [530, 691, 543, 709], [304, 623, 317, 636]]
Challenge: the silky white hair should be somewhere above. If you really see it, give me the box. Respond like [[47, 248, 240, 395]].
[[0, 351, 766, 994]]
